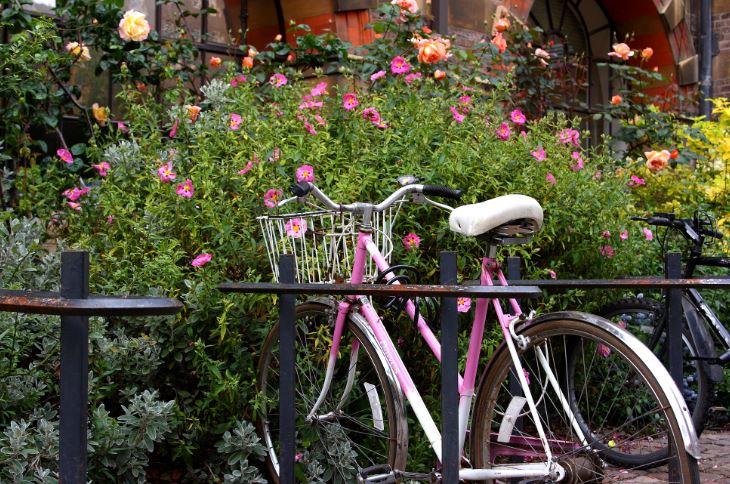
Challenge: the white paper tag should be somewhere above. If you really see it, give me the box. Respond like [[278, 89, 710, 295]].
[[497, 396, 527, 443], [364, 382, 384, 431]]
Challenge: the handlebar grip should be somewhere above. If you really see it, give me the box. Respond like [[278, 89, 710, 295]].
[[422, 184, 464, 200], [702, 228, 724, 239], [290, 181, 313, 197]]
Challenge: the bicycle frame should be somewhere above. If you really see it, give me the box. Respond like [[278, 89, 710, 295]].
[[684, 256, 730, 360], [306, 228, 586, 480]]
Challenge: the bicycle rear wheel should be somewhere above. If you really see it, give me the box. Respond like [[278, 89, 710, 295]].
[[598, 297, 713, 437], [470, 311, 699, 483], [256, 302, 408, 483]]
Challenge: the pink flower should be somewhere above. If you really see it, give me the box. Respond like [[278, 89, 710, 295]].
[[310, 82, 328, 97], [458, 95, 472, 107], [62, 186, 91, 202], [531, 146, 546, 161], [269, 73, 288, 88], [362, 107, 381, 124], [269, 147, 281, 162], [296, 164, 314, 182], [176, 179, 194, 198], [599, 245, 615, 258], [230, 75, 247, 87], [558, 128, 580, 146], [314, 114, 326, 126], [169, 119, 179, 138], [67, 202, 81, 211], [548, 270, 557, 279], [628, 175, 646, 187], [264, 188, 283, 208], [510, 109, 526, 125], [403, 232, 421, 250], [229, 113, 242, 131], [597, 343, 612, 358], [92, 161, 110, 177], [191, 253, 212, 267], [523, 369, 531, 385], [298, 100, 324, 110], [301, 117, 317, 136], [342, 93, 359, 111], [457, 297, 471, 313], [390, 56, 411, 75], [295, 452, 304, 462], [546, 172, 556, 185], [571, 151, 584, 171], [450, 106, 465, 123], [285, 217, 308, 238], [404, 72, 422, 84], [643, 227, 653, 241], [157, 162, 176, 182], [620, 230, 629, 241], [370, 70, 386, 81], [57, 148, 74, 164], [496, 122, 511, 141], [117, 122, 128, 133], [608, 43, 634, 61], [238, 161, 254, 175], [601, 230, 611, 238]]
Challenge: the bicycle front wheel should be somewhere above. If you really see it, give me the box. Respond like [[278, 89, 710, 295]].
[[470, 311, 699, 483], [256, 302, 408, 483]]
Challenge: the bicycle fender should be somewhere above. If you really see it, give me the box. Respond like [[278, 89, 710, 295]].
[[526, 311, 702, 460], [681, 297, 724, 382]]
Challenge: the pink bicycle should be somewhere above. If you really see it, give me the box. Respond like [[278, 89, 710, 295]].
[[255, 181, 700, 483]]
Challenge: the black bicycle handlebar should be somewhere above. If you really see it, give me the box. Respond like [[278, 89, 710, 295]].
[[631, 214, 724, 242], [422, 184, 464, 200]]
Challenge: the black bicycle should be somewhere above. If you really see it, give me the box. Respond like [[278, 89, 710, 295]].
[[598, 211, 729, 436]]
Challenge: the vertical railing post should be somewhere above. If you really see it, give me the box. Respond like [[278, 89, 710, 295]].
[[59, 251, 89, 484], [440, 251, 458, 483], [665, 252, 683, 388], [278, 255, 296, 484], [506, 257, 524, 472]]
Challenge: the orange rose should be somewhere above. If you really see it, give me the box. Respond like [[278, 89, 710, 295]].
[[494, 17, 510, 33], [491, 32, 507, 54], [209, 56, 222, 67], [641, 47, 654, 61], [413, 36, 450, 64], [611, 95, 622, 105], [118, 10, 150, 42], [608, 43, 634, 61], [186, 105, 201, 122], [433, 69, 446, 80], [644, 150, 670, 172], [92, 103, 109, 127], [242, 56, 254, 69]]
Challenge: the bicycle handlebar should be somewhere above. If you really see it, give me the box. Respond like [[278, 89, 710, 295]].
[[286, 181, 463, 212], [631, 213, 724, 242]]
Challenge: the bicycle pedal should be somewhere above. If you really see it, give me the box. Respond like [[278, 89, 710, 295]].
[[358, 464, 396, 483]]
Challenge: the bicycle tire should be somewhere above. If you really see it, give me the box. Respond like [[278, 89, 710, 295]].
[[256, 302, 408, 483], [470, 311, 700, 483], [598, 297, 714, 437]]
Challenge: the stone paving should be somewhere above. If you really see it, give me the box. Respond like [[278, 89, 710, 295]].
[[696, 429, 730, 483]]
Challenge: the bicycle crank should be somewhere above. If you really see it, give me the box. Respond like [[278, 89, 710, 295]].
[[555, 450, 604, 483]]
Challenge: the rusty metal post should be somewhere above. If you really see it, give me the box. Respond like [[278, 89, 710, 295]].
[[59, 251, 89, 484], [440, 251, 458, 483]]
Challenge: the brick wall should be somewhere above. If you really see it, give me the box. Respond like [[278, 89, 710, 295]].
[[712, 2, 730, 98]]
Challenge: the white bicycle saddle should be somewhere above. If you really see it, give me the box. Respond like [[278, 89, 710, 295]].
[[448, 194, 543, 238]]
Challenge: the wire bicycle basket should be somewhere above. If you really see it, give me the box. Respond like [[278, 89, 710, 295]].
[[258, 205, 401, 283]]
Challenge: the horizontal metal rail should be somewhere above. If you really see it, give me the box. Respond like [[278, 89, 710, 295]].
[[0, 251, 182, 484]]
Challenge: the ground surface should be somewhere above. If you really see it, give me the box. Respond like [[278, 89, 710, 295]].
[[695, 429, 730, 483]]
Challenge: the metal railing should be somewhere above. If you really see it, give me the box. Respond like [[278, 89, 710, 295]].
[[220, 251, 730, 483], [0, 251, 183, 484]]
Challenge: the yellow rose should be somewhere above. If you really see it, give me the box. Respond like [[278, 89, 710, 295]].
[[92, 103, 109, 127], [65, 42, 91, 62], [118, 10, 151, 42]]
